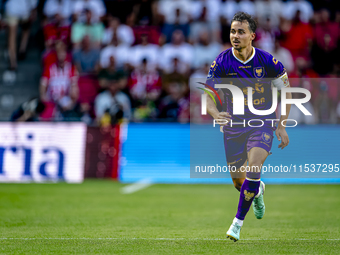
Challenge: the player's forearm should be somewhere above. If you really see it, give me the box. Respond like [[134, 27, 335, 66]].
[[278, 92, 292, 129], [206, 93, 220, 119]]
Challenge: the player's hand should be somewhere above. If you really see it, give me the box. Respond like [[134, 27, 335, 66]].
[[214, 112, 231, 126], [275, 127, 289, 149]]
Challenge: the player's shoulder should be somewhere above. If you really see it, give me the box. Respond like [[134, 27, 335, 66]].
[[255, 47, 276, 62], [214, 48, 233, 64], [255, 48, 286, 78], [255, 47, 285, 71]]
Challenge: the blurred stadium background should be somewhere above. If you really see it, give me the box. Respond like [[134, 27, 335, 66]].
[[0, 0, 340, 253], [0, 0, 339, 183]]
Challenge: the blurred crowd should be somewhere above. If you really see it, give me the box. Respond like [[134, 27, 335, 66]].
[[1, 0, 340, 124]]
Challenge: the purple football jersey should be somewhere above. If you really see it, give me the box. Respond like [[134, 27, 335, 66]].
[[206, 47, 286, 127]]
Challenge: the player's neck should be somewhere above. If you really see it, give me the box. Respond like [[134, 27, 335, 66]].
[[233, 46, 253, 62]]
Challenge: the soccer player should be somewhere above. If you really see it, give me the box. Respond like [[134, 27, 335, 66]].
[[204, 12, 292, 241]]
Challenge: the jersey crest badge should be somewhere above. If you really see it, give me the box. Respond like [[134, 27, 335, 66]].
[[254, 67, 264, 79]]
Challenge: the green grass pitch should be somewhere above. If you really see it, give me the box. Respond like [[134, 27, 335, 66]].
[[0, 180, 339, 254]]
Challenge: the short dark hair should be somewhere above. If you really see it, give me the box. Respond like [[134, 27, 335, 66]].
[[231, 12, 257, 33]]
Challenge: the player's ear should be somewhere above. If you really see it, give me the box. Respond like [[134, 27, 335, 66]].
[[251, 32, 256, 41]]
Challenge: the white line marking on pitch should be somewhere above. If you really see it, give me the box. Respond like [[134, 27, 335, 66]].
[[120, 178, 153, 194], [0, 238, 339, 241]]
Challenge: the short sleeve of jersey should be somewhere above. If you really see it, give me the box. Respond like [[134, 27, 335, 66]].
[[267, 56, 286, 79], [205, 53, 224, 90]]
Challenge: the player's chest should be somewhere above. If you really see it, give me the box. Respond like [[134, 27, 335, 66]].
[[221, 67, 273, 101], [224, 63, 268, 81]]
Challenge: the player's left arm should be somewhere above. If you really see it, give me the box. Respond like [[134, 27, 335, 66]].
[[270, 59, 291, 150], [276, 83, 291, 150]]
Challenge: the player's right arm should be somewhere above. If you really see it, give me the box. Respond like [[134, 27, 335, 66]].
[[205, 90, 231, 126], [205, 56, 231, 126]]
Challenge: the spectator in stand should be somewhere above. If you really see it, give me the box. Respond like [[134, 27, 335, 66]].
[[94, 77, 131, 125], [4, 0, 37, 71], [189, 0, 221, 43], [219, 0, 255, 48], [40, 44, 79, 120], [43, 21, 71, 52], [103, 0, 134, 26], [290, 57, 319, 81], [220, 15, 232, 48], [271, 39, 294, 74], [134, 0, 157, 26], [281, 0, 314, 23], [164, 57, 190, 77], [280, 10, 313, 60], [43, 0, 73, 22], [133, 23, 161, 46], [77, 74, 101, 124], [276, 57, 316, 125], [160, 53, 190, 123], [220, 0, 255, 24], [73, 0, 106, 23], [133, 2, 161, 46], [254, 18, 279, 53], [322, 78, 339, 123], [42, 40, 72, 69], [157, 79, 189, 123], [190, 62, 210, 80], [71, 8, 104, 49], [189, 63, 213, 123], [255, 0, 283, 29], [102, 16, 135, 46], [160, 29, 193, 74], [11, 97, 46, 122], [157, 0, 192, 41], [128, 58, 162, 121], [42, 0, 73, 50], [73, 35, 100, 74], [309, 0, 339, 18], [98, 56, 127, 90], [129, 33, 159, 70], [100, 35, 130, 70], [164, 60, 190, 95], [311, 9, 340, 75], [289, 57, 319, 103], [192, 29, 221, 69]]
